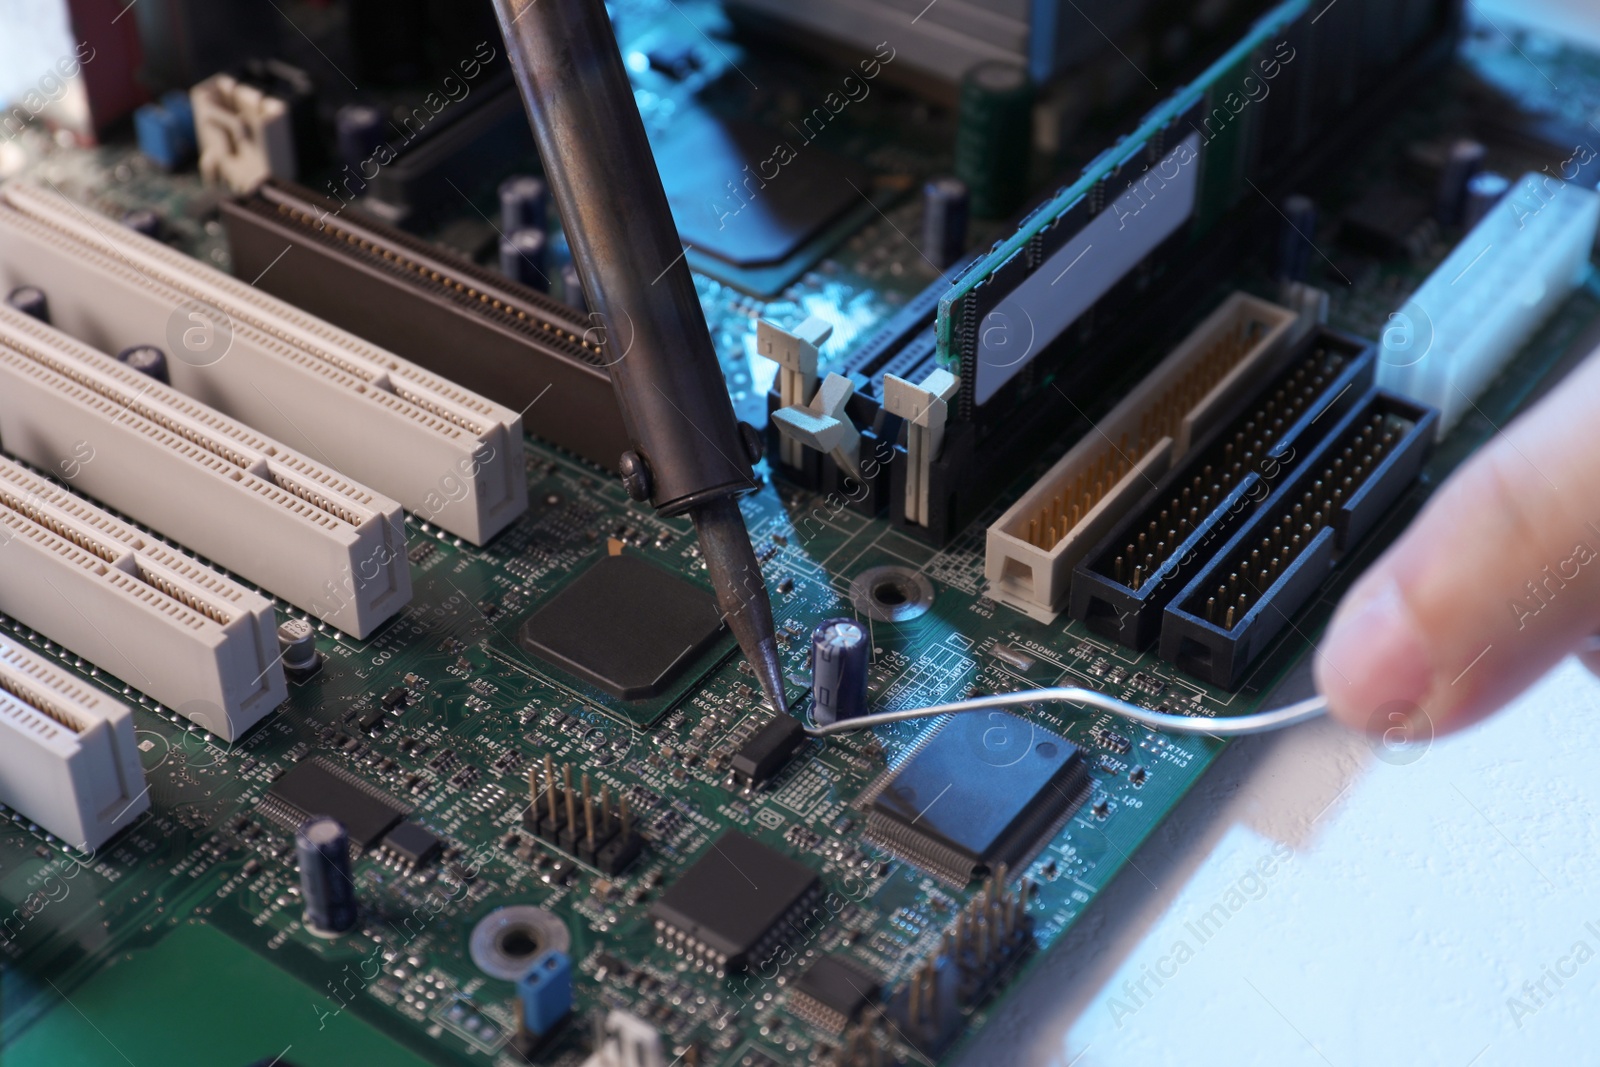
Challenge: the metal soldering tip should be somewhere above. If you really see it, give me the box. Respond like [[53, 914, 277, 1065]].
[[691, 496, 789, 715]]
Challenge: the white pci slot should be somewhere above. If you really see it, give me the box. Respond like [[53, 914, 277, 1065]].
[[0, 303, 411, 638], [986, 292, 1298, 622], [0, 180, 527, 545], [0, 634, 149, 850], [0, 455, 288, 741]]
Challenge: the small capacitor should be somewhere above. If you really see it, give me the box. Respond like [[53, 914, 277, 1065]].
[[6, 286, 49, 323], [1276, 194, 1317, 283], [296, 816, 358, 936], [334, 104, 388, 176], [1462, 170, 1511, 229], [811, 617, 869, 727], [921, 176, 970, 271], [121, 208, 162, 239], [277, 618, 321, 678], [115, 345, 171, 384], [560, 261, 587, 312], [500, 228, 549, 290], [499, 174, 549, 233], [1436, 138, 1486, 225]]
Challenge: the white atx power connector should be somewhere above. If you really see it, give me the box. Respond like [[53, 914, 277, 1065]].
[[1380, 172, 1600, 437], [0, 303, 411, 639], [0, 634, 148, 850], [986, 292, 1299, 621], [190, 73, 297, 194], [0, 455, 287, 740], [0, 181, 528, 545]]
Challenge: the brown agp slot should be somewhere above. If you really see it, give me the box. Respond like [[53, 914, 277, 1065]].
[[220, 179, 628, 471]]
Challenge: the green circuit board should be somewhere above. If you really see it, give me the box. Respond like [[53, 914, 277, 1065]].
[[3, 4, 1600, 1067]]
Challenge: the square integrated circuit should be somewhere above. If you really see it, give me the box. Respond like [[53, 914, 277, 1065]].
[[649, 831, 821, 973], [863, 712, 1088, 886], [518, 553, 728, 702]]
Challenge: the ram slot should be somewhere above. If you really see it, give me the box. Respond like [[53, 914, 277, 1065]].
[[0, 455, 287, 740], [0, 303, 410, 639], [986, 293, 1298, 622], [0, 180, 526, 544], [1160, 391, 1437, 688], [1069, 328, 1376, 650], [0, 634, 148, 850]]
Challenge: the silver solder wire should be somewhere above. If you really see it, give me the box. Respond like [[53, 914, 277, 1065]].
[[802, 689, 1328, 738]]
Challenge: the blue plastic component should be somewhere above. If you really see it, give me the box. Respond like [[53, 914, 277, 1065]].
[[134, 91, 197, 171], [516, 949, 572, 1036]]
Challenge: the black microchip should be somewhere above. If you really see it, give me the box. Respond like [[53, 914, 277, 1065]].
[[791, 956, 880, 1032], [380, 687, 408, 709], [731, 715, 806, 785], [380, 821, 442, 867], [518, 554, 726, 700], [649, 831, 820, 972], [258, 758, 407, 849], [865, 713, 1087, 886]]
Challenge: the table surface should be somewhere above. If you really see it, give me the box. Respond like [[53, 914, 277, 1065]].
[[954, 653, 1600, 1067]]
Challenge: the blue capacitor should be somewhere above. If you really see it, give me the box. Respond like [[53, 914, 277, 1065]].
[[811, 617, 869, 727], [560, 261, 587, 312], [335, 104, 388, 176], [500, 228, 549, 291], [1463, 171, 1511, 229], [116, 345, 171, 384], [296, 816, 358, 936], [921, 176, 970, 270], [6, 286, 49, 324], [1276, 194, 1318, 283], [516, 948, 573, 1036], [499, 175, 549, 233]]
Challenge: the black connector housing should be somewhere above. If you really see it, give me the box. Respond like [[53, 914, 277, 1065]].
[[1160, 390, 1438, 689], [1070, 328, 1376, 651], [221, 179, 629, 471]]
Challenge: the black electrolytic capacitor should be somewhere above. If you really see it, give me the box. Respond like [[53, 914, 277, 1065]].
[[6, 286, 49, 323], [335, 104, 388, 176], [1463, 171, 1511, 229], [499, 174, 549, 233], [500, 228, 549, 290], [1436, 138, 1486, 225], [922, 176, 970, 271], [296, 816, 358, 936], [115, 345, 171, 384], [121, 209, 162, 239], [811, 617, 869, 727], [1276, 194, 1317, 282]]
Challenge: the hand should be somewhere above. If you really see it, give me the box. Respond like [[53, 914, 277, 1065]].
[[1315, 348, 1600, 736]]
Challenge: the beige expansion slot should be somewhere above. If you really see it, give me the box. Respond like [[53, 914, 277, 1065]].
[[0, 180, 526, 545], [0, 455, 287, 741], [985, 292, 1299, 622], [0, 634, 149, 850], [0, 302, 411, 638]]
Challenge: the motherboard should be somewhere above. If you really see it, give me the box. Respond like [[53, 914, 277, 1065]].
[[3, 1, 1600, 1065]]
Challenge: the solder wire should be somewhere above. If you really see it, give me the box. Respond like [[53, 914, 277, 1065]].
[[802, 689, 1328, 737]]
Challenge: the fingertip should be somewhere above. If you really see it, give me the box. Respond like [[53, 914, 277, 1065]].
[[1315, 571, 1435, 736]]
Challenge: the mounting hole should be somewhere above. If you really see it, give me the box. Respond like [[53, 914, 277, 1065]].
[[873, 581, 908, 607], [469, 906, 570, 981], [850, 566, 936, 623]]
